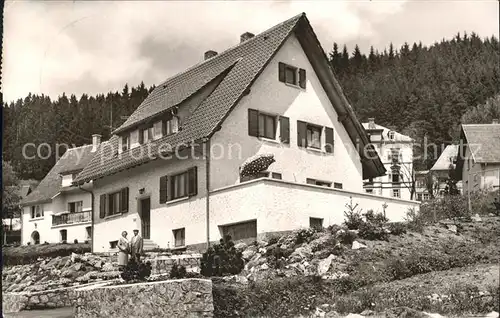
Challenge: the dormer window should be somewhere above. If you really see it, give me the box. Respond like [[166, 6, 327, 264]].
[[140, 126, 154, 144], [121, 135, 129, 152], [163, 116, 179, 136], [388, 131, 395, 140]]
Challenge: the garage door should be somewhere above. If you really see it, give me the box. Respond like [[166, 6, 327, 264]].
[[221, 220, 257, 241]]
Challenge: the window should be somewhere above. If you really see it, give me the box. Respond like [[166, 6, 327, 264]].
[[68, 201, 83, 213], [309, 217, 323, 229], [388, 131, 395, 140], [159, 167, 197, 203], [31, 205, 43, 218], [221, 220, 257, 241], [297, 121, 333, 153], [307, 124, 322, 149], [121, 135, 129, 152], [306, 178, 332, 187], [163, 116, 179, 136], [391, 173, 401, 184], [171, 171, 188, 200], [109, 240, 118, 249], [366, 189, 374, 194], [392, 189, 400, 198], [258, 113, 276, 139], [271, 172, 282, 180], [333, 182, 343, 189], [390, 148, 401, 163], [85, 227, 92, 240], [99, 188, 129, 219], [140, 126, 154, 144], [173, 228, 185, 247], [248, 109, 290, 143], [60, 229, 67, 242], [278, 62, 306, 88], [417, 193, 423, 201], [423, 193, 430, 201]]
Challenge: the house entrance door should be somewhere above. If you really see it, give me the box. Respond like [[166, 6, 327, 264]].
[[140, 198, 151, 239]]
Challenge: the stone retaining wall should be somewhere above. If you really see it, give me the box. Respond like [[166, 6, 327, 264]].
[[147, 253, 202, 275], [2, 281, 115, 313], [74, 278, 213, 318]]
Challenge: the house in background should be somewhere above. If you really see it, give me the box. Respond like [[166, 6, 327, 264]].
[[2, 180, 39, 245], [430, 145, 463, 195], [362, 118, 415, 200], [74, 13, 420, 253], [20, 135, 104, 245], [456, 121, 500, 194], [414, 170, 433, 202]]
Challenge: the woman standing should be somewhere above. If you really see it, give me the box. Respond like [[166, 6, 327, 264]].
[[117, 231, 129, 270]]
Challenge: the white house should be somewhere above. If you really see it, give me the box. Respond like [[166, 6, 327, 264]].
[[20, 136, 104, 245], [362, 118, 415, 200], [456, 121, 500, 194], [74, 13, 420, 253], [430, 145, 463, 195]]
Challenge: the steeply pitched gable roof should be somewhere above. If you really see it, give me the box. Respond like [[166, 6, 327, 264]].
[[431, 145, 459, 171], [21, 145, 98, 206], [461, 124, 500, 163], [75, 13, 385, 184]]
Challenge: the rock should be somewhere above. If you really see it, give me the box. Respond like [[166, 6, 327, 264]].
[[317, 254, 336, 276], [72, 263, 84, 271], [258, 247, 267, 254], [345, 314, 364, 318], [45, 257, 61, 269], [325, 311, 341, 318], [257, 240, 268, 248], [245, 253, 262, 271], [234, 242, 248, 252], [260, 263, 269, 270], [385, 306, 431, 318], [242, 248, 257, 261], [360, 309, 375, 316], [351, 241, 367, 250], [471, 213, 482, 222], [288, 245, 313, 263], [30, 296, 40, 304], [93, 260, 103, 269], [485, 312, 499, 318], [70, 253, 80, 263], [314, 307, 326, 317], [446, 224, 457, 233], [40, 295, 49, 303], [102, 262, 114, 272]]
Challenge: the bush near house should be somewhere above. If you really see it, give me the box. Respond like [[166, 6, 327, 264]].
[[200, 235, 244, 277], [3, 243, 91, 266]]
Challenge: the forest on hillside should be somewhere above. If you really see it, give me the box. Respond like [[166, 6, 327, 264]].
[[2, 32, 499, 181]]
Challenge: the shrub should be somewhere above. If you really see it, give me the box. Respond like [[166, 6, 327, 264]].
[[343, 198, 364, 230], [73, 239, 79, 244], [405, 207, 426, 232], [120, 259, 152, 282], [170, 263, 187, 279], [337, 230, 357, 245], [295, 228, 317, 245], [388, 222, 407, 236], [357, 210, 389, 241], [201, 235, 244, 277], [327, 224, 343, 235]]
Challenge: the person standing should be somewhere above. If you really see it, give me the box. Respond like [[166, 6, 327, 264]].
[[117, 231, 129, 270], [130, 229, 144, 263]]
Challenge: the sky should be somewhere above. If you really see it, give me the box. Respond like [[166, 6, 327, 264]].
[[3, 0, 499, 104]]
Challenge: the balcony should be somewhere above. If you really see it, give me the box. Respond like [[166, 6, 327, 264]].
[[52, 211, 91, 226]]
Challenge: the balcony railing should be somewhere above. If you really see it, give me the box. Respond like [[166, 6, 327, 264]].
[[52, 211, 91, 226]]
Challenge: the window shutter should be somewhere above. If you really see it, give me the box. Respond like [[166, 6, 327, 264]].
[[99, 194, 107, 219], [279, 116, 290, 144], [278, 62, 285, 82], [188, 167, 198, 196], [159, 176, 168, 204], [299, 68, 306, 89], [121, 188, 129, 213], [248, 109, 259, 137], [297, 120, 307, 147], [325, 127, 334, 153]]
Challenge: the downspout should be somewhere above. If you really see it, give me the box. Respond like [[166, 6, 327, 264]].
[[205, 139, 211, 248], [78, 184, 94, 253]]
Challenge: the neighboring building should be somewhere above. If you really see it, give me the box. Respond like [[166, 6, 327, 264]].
[[74, 13, 419, 253], [362, 118, 415, 200], [20, 136, 104, 245], [430, 145, 463, 195], [2, 180, 39, 245], [456, 121, 500, 194], [414, 170, 432, 202]]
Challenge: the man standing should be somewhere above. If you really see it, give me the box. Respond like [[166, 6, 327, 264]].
[[130, 229, 144, 263]]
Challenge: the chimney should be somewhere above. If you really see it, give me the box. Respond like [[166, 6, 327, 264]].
[[240, 32, 255, 43], [91, 134, 101, 152], [492, 119, 499, 124], [204, 50, 218, 60], [368, 118, 376, 129]]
